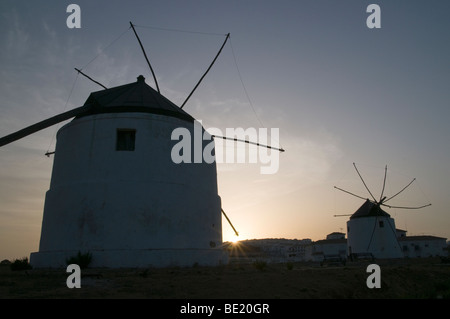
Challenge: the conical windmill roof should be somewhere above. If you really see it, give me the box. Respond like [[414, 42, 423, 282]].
[[79, 75, 195, 122], [350, 199, 391, 219]]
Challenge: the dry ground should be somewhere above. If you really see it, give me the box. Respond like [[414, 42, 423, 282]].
[[1, 257, 450, 299]]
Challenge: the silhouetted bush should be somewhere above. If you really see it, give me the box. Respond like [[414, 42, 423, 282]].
[[11, 257, 32, 271], [66, 251, 92, 269]]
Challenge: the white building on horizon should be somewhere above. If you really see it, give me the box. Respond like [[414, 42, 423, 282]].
[[304, 232, 347, 262]]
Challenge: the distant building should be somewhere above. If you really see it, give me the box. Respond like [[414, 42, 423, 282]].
[[399, 235, 447, 258], [227, 230, 447, 263], [227, 238, 312, 262], [305, 232, 347, 262], [286, 239, 312, 261], [326, 232, 346, 240], [396, 229, 407, 238], [248, 238, 312, 262]]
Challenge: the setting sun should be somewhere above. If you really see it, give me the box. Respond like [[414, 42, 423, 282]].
[[230, 236, 240, 244]]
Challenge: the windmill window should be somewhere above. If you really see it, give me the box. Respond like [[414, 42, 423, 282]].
[[116, 129, 136, 151], [379, 220, 384, 228]]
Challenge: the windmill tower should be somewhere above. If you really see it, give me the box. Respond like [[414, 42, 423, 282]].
[[346, 200, 403, 259], [335, 163, 431, 260], [0, 25, 236, 268], [1, 24, 282, 267], [1, 75, 227, 268]]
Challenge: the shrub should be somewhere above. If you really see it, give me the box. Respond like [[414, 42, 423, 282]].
[[66, 251, 92, 269], [11, 257, 32, 271]]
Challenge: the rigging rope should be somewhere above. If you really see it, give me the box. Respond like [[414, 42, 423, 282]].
[[81, 26, 131, 70], [229, 37, 284, 151], [133, 24, 226, 37], [45, 71, 79, 155], [229, 37, 264, 129]]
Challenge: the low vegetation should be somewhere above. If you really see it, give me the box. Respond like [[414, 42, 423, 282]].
[[66, 251, 92, 269], [1, 257, 450, 299], [10, 257, 32, 271]]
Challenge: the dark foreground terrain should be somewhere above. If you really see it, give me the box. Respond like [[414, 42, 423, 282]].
[[1, 257, 450, 299]]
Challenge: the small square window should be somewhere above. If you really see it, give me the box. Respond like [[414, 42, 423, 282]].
[[379, 220, 384, 228], [116, 129, 136, 151]]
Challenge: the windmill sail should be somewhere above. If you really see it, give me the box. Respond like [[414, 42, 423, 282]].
[[334, 163, 431, 210], [0, 105, 92, 147]]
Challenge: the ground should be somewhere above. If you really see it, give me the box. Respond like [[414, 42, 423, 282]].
[[1, 257, 450, 299]]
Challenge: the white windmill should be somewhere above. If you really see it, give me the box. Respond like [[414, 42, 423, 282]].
[[334, 163, 431, 260], [0, 23, 282, 268]]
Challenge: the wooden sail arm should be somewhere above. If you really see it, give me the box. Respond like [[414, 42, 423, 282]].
[[74, 68, 107, 90], [221, 208, 239, 237], [0, 105, 92, 148], [212, 135, 285, 152], [181, 33, 230, 109], [129, 21, 160, 93]]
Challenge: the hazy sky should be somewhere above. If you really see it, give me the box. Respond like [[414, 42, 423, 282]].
[[1, 0, 449, 260]]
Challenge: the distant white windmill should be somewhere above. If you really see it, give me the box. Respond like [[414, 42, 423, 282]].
[[334, 163, 431, 260]]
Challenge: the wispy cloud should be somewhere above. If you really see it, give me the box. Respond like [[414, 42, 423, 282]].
[[3, 9, 30, 57]]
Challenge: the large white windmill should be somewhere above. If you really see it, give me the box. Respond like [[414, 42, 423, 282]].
[[0, 23, 256, 268]]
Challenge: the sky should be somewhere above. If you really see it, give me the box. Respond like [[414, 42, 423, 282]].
[[0, 0, 449, 261]]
